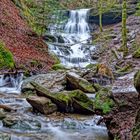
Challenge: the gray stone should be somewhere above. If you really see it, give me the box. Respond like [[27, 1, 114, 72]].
[[66, 72, 95, 93], [27, 96, 57, 115], [22, 71, 66, 93]]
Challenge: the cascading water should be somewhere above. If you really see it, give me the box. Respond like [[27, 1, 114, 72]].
[[47, 9, 95, 67], [0, 73, 23, 94]]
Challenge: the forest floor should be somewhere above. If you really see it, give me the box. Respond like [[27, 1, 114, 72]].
[[94, 15, 140, 140], [0, 0, 54, 73]]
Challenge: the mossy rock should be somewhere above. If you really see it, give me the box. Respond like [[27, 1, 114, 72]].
[[134, 70, 140, 94], [50, 52, 60, 64], [67, 72, 95, 93], [133, 48, 140, 58], [93, 87, 114, 114], [116, 64, 132, 76], [53, 90, 94, 113], [0, 41, 15, 69], [93, 83, 102, 92], [86, 63, 98, 70], [0, 110, 6, 120], [30, 82, 94, 114], [52, 63, 66, 70]]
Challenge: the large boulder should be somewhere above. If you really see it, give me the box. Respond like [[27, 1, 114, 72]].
[[66, 72, 95, 93], [30, 82, 95, 114], [22, 71, 66, 93], [27, 96, 57, 115], [134, 70, 140, 94]]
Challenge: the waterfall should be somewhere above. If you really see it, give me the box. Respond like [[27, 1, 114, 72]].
[[47, 9, 95, 67]]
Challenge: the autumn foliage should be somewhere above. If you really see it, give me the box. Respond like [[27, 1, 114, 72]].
[[0, 0, 54, 73]]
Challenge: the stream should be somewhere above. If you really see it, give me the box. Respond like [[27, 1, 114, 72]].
[[0, 9, 109, 140]]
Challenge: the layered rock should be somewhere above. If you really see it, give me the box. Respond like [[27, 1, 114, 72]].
[[26, 82, 95, 114], [66, 72, 95, 93], [22, 71, 66, 93], [27, 96, 57, 115]]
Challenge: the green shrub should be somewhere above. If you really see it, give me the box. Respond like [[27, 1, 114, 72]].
[[0, 41, 15, 69]]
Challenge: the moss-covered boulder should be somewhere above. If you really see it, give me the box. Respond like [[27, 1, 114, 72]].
[[0, 41, 15, 69], [93, 87, 114, 114], [133, 48, 140, 58], [30, 82, 95, 114], [52, 63, 66, 70], [66, 72, 95, 93], [134, 70, 140, 94]]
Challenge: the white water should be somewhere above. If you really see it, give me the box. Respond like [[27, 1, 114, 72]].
[[0, 73, 23, 94], [48, 9, 95, 67]]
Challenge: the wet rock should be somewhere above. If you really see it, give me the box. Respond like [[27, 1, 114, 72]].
[[83, 64, 114, 86], [27, 96, 57, 115], [0, 133, 10, 140], [3, 116, 41, 130], [134, 70, 140, 94], [22, 71, 66, 93], [42, 34, 57, 42], [0, 110, 6, 120], [3, 117, 17, 127], [30, 82, 94, 114], [66, 72, 95, 93]]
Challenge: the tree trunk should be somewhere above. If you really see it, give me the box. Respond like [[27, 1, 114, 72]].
[[122, 0, 128, 57]]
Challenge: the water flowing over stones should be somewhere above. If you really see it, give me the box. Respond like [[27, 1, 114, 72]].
[[0, 73, 23, 94], [47, 9, 96, 67]]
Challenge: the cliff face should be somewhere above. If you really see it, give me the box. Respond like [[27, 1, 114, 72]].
[[0, 0, 54, 73]]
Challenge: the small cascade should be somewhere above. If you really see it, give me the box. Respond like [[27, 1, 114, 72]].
[[47, 9, 95, 67], [0, 73, 23, 94]]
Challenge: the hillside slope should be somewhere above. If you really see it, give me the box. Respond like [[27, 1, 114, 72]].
[[0, 0, 54, 73]]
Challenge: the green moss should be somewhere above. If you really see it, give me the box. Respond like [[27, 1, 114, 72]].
[[52, 63, 66, 70], [116, 64, 132, 75], [0, 41, 15, 69], [94, 87, 114, 114], [133, 48, 140, 58], [135, 2, 140, 16], [79, 80, 95, 93], [93, 83, 102, 92], [50, 52, 60, 64], [86, 63, 97, 69], [29, 60, 42, 68]]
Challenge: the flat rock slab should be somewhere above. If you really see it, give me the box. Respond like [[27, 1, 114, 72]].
[[22, 71, 66, 93], [112, 72, 138, 94]]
